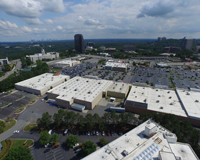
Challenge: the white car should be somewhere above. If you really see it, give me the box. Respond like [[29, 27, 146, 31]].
[[14, 130, 19, 133], [73, 143, 79, 149], [48, 129, 52, 135], [45, 143, 51, 148]]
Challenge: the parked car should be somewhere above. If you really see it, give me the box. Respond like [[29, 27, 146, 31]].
[[73, 143, 79, 149], [52, 142, 60, 149], [45, 143, 51, 148], [87, 131, 90, 136], [107, 130, 110, 136], [13, 130, 19, 134], [111, 131, 114, 136], [93, 131, 96, 136], [102, 131, 105, 136], [96, 131, 99, 136], [75, 147, 81, 153], [48, 129, 52, 135], [44, 148, 50, 153], [63, 129, 68, 135]]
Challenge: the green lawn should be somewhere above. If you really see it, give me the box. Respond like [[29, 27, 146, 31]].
[[12, 139, 34, 148], [24, 124, 37, 132], [4, 120, 16, 132]]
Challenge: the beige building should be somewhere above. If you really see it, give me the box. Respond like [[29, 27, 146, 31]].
[[107, 82, 131, 99], [15, 73, 70, 95], [47, 76, 113, 110]]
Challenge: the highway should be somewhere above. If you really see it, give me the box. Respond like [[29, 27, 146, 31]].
[[0, 59, 21, 82]]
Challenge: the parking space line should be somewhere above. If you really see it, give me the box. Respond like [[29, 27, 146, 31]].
[[55, 154, 63, 159]]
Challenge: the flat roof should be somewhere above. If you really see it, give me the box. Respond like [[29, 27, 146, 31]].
[[15, 73, 69, 91], [107, 82, 130, 94], [126, 86, 187, 117], [176, 89, 200, 120], [47, 76, 113, 103], [56, 60, 80, 66], [82, 119, 198, 160], [105, 62, 128, 68]]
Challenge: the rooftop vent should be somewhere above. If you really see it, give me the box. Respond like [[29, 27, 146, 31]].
[[120, 88, 122, 90], [156, 100, 159, 103], [160, 106, 163, 109], [167, 91, 170, 93], [122, 84, 124, 86], [170, 102, 173, 105], [156, 89, 158, 91], [158, 95, 161, 97], [135, 96, 137, 98], [195, 100, 199, 102], [169, 96, 172, 99], [186, 92, 190, 95], [113, 87, 115, 89]]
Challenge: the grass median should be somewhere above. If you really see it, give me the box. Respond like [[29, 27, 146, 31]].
[[12, 139, 34, 148], [4, 119, 16, 132], [24, 124, 37, 132]]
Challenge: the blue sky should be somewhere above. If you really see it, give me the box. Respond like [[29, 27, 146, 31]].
[[0, 0, 200, 42]]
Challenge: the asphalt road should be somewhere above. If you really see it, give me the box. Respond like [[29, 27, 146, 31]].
[[0, 59, 21, 81]]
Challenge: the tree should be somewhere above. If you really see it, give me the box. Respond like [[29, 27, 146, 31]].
[[146, 80, 149, 84], [0, 120, 5, 128], [53, 109, 64, 129], [37, 112, 52, 130], [110, 111, 118, 126], [77, 114, 85, 130], [39, 130, 50, 146], [0, 126, 3, 134], [99, 138, 108, 147], [85, 114, 94, 130], [50, 134, 59, 144], [82, 140, 96, 157], [4, 146, 33, 160], [151, 82, 154, 86], [65, 135, 79, 148]]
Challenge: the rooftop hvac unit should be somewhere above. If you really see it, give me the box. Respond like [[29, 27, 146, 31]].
[[168, 91, 170, 93], [187, 92, 190, 95], [158, 95, 161, 97], [169, 96, 172, 99], [156, 100, 159, 103], [120, 88, 122, 90], [156, 90, 158, 91], [195, 100, 199, 102], [113, 87, 115, 89]]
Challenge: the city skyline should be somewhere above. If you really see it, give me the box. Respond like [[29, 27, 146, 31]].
[[0, 0, 200, 42]]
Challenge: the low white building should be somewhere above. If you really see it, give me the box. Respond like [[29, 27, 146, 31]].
[[82, 119, 199, 160], [26, 49, 59, 63], [99, 53, 111, 57], [104, 61, 129, 72], [55, 59, 80, 67], [15, 73, 70, 95], [0, 57, 9, 65]]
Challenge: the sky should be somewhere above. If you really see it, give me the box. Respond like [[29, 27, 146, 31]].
[[0, 0, 200, 42]]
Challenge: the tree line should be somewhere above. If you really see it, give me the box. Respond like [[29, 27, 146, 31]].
[[0, 60, 49, 93], [36, 109, 137, 132]]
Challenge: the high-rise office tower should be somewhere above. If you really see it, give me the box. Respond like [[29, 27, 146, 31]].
[[181, 37, 194, 50], [74, 34, 85, 53]]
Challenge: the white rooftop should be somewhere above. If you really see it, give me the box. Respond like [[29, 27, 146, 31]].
[[105, 62, 128, 68], [107, 82, 130, 94], [15, 73, 69, 90], [56, 59, 80, 66], [82, 119, 199, 160], [47, 76, 113, 102], [176, 89, 200, 120], [126, 86, 187, 117]]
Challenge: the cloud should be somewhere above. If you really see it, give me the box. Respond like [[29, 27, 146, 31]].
[[56, 26, 63, 30], [0, 20, 18, 29], [84, 19, 99, 25], [44, 19, 53, 24], [136, 13, 145, 18], [0, 0, 65, 24], [23, 18, 43, 25], [21, 26, 32, 32]]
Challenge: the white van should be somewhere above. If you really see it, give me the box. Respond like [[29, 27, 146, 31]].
[[63, 129, 68, 135]]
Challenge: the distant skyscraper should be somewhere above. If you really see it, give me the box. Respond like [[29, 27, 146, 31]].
[[181, 37, 194, 50], [74, 34, 85, 53]]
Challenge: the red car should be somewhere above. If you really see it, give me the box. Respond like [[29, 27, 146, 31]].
[[107, 130, 110, 136]]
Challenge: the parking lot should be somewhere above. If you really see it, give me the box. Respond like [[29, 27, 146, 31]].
[[10, 126, 121, 160], [0, 91, 37, 120]]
